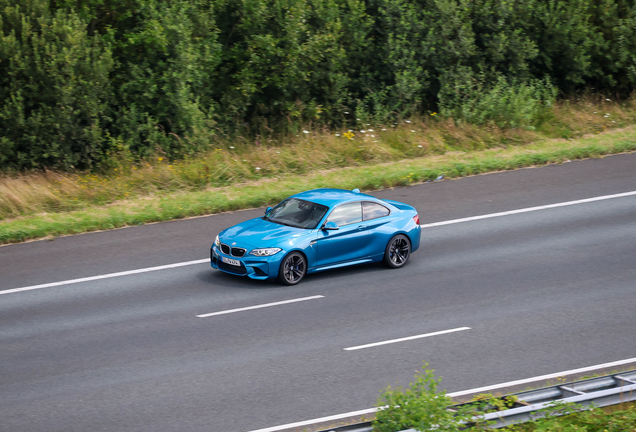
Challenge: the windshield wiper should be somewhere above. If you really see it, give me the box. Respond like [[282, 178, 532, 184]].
[[267, 218, 301, 228], [266, 217, 285, 225]]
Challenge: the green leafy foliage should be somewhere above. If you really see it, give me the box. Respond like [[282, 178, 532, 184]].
[[440, 76, 558, 128], [109, 0, 222, 159], [0, 0, 114, 169], [501, 402, 636, 431], [1, 0, 635, 170], [371, 366, 636, 432], [373, 366, 474, 432]]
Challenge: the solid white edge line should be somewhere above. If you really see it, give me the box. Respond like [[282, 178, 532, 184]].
[[344, 327, 471, 351], [246, 357, 636, 432], [196, 295, 324, 318], [445, 356, 636, 397], [420, 190, 636, 228], [0, 259, 209, 295]]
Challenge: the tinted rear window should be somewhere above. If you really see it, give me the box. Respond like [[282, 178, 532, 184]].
[[363, 201, 390, 220]]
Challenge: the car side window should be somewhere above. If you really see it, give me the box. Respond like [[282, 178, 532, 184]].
[[362, 201, 390, 221], [327, 202, 362, 226]]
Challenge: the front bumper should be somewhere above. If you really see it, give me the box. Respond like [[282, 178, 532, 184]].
[[210, 245, 282, 280]]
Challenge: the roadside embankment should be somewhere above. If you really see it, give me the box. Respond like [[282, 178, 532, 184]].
[[1, 125, 635, 245]]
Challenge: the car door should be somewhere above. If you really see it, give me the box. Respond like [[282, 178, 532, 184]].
[[362, 201, 392, 256], [314, 202, 370, 267]]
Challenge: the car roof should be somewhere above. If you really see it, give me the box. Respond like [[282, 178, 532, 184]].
[[291, 188, 378, 207]]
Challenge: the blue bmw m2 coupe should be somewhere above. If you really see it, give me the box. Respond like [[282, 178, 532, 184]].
[[211, 188, 421, 285]]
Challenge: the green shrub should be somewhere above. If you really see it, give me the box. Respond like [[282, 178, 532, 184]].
[[373, 366, 472, 432], [0, 0, 114, 169], [373, 366, 636, 432], [1, 0, 636, 171], [107, 0, 222, 160], [439, 76, 558, 128]]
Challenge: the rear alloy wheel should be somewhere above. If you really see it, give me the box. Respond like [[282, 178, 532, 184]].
[[384, 234, 411, 269], [278, 252, 307, 285]]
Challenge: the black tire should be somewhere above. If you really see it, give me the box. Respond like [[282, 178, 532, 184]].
[[278, 252, 307, 285], [383, 234, 411, 268]]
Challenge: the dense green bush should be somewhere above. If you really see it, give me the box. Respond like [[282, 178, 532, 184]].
[[374, 367, 471, 432], [439, 76, 558, 128], [0, 0, 113, 169], [1, 0, 635, 170], [108, 0, 221, 159]]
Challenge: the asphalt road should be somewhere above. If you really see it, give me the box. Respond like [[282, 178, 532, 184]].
[[1, 154, 636, 432]]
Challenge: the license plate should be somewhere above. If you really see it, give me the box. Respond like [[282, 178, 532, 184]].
[[222, 256, 241, 266]]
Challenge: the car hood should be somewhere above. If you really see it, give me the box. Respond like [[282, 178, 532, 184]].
[[220, 217, 312, 249]]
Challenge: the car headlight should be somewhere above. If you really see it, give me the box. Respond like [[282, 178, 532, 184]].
[[214, 235, 221, 247], [249, 248, 282, 257]]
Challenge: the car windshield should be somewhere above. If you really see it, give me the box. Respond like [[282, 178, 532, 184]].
[[264, 198, 329, 229]]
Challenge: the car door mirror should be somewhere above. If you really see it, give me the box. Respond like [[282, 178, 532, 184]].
[[323, 221, 339, 231], [265, 207, 272, 215]]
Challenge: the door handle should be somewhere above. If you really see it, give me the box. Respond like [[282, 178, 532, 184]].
[[357, 224, 367, 230]]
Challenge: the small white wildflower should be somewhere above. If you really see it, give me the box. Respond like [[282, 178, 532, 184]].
[[303, 130, 309, 134], [612, 121, 616, 123], [344, 111, 349, 114], [594, 112, 597, 114], [229, 146, 235, 149], [348, 130, 353, 132], [368, 129, 374, 132], [371, 135, 375, 137], [243, 159, 247, 161], [382, 128, 387, 131], [277, 151, 280, 153], [405, 120, 411, 123], [255, 167, 261, 170], [418, 145, 423, 148], [357, 118, 361, 120], [606, 98, 611, 101], [360, 130, 366, 133], [411, 130, 415, 132], [366, 124, 371, 126], [335, 133, 341, 136]]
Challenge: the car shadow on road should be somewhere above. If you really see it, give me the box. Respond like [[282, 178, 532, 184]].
[[303, 261, 393, 285], [193, 268, 283, 290], [193, 260, 401, 291]]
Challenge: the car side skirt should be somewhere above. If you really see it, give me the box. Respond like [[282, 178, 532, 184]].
[[309, 258, 375, 273]]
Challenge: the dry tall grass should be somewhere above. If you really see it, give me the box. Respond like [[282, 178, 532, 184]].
[[2, 97, 634, 221]]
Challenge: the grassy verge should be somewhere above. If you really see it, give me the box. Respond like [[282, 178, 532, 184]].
[[494, 403, 636, 432], [3, 98, 636, 219], [1, 125, 635, 245]]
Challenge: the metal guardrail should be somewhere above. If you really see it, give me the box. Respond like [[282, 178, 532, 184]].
[[319, 370, 636, 432], [475, 370, 636, 429]]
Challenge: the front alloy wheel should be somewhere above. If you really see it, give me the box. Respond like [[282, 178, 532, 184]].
[[278, 252, 307, 285], [384, 234, 411, 268]]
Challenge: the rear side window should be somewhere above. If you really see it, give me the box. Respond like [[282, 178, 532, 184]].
[[363, 201, 390, 221], [327, 202, 362, 226]]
